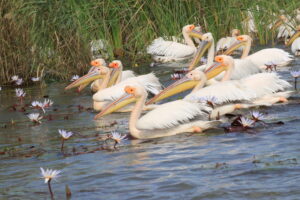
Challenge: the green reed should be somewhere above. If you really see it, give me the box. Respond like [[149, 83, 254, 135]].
[[1, 0, 299, 84]]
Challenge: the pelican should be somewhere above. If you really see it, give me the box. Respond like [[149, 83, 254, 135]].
[[188, 33, 261, 80], [94, 83, 221, 139], [216, 29, 242, 54], [285, 25, 300, 56], [146, 55, 291, 106], [147, 24, 202, 63], [65, 59, 135, 92], [271, 15, 295, 41], [224, 35, 293, 67]]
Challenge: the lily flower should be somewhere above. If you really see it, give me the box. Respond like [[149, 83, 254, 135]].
[[111, 131, 127, 145], [15, 88, 26, 98], [27, 113, 43, 124], [250, 111, 265, 122], [58, 129, 73, 139], [58, 129, 73, 152], [40, 167, 61, 199], [290, 70, 300, 90], [42, 99, 54, 108], [239, 117, 255, 128]]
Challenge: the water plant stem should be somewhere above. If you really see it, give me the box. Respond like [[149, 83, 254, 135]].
[[47, 179, 55, 200], [61, 138, 65, 152]]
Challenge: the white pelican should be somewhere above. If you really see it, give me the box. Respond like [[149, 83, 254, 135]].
[[146, 55, 291, 106], [224, 35, 293, 67], [147, 24, 202, 63], [242, 10, 257, 35], [216, 29, 242, 54], [285, 25, 300, 56], [188, 33, 261, 80], [270, 15, 296, 41], [94, 83, 221, 139]]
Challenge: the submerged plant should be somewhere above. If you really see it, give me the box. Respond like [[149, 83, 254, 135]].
[[40, 167, 61, 199]]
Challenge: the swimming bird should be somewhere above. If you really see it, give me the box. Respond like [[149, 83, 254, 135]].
[[224, 35, 293, 67], [188, 33, 261, 80], [94, 83, 220, 139], [146, 55, 291, 106], [147, 24, 202, 63]]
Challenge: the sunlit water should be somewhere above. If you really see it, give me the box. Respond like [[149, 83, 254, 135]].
[[1, 45, 300, 200]]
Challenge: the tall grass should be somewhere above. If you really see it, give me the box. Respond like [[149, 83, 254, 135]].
[[1, 0, 299, 84]]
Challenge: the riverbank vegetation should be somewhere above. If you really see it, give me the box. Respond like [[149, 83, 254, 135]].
[[1, 0, 299, 84]]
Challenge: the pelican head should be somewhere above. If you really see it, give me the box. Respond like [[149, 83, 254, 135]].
[[188, 32, 214, 70], [223, 35, 251, 55], [65, 65, 109, 90], [204, 55, 234, 79], [285, 25, 300, 46], [108, 60, 123, 86], [146, 69, 210, 105], [94, 84, 146, 119], [183, 24, 203, 39]]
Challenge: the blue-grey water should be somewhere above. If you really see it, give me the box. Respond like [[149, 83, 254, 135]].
[[1, 45, 300, 200]]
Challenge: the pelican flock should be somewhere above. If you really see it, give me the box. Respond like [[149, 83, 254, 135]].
[[63, 11, 299, 140]]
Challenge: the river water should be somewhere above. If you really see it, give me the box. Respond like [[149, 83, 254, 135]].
[[1, 45, 300, 200]]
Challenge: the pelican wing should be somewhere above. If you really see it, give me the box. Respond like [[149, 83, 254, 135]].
[[246, 48, 293, 67], [93, 73, 162, 102], [147, 37, 195, 58], [137, 100, 210, 130]]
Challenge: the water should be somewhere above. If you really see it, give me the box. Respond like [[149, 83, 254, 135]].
[[1, 47, 300, 200]]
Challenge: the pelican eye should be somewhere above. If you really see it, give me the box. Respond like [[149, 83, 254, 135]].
[[124, 86, 135, 94], [215, 56, 224, 63]]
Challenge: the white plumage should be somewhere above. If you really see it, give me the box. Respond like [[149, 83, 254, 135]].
[[186, 73, 291, 105], [93, 73, 162, 102], [291, 37, 300, 56], [137, 100, 210, 130], [147, 25, 201, 63]]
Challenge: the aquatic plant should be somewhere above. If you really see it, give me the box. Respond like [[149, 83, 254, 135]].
[[290, 70, 300, 90], [239, 117, 255, 128], [250, 111, 266, 122], [27, 113, 43, 124], [58, 129, 74, 152], [40, 167, 61, 199], [1, 0, 299, 84], [108, 131, 127, 149]]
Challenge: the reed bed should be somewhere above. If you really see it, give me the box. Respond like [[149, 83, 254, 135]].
[[1, 0, 299, 84]]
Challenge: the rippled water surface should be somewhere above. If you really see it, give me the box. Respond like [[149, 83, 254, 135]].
[[1, 45, 300, 200]]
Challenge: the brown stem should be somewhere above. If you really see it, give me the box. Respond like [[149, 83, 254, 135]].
[[61, 138, 65, 152], [48, 179, 55, 200]]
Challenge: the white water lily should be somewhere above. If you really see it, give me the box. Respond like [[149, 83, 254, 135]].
[[70, 75, 80, 81], [31, 77, 40, 82], [27, 113, 43, 124], [171, 73, 183, 80], [42, 99, 53, 108], [31, 101, 43, 108], [40, 167, 61, 183], [111, 131, 127, 144], [250, 111, 265, 121], [290, 71, 300, 78], [11, 75, 19, 81], [58, 129, 73, 139], [15, 88, 26, 97], [15, 78, 23, 86], [239, 116, 255, 128]]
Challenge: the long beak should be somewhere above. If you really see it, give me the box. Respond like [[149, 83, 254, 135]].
[[285, 31, 300, 46], [107, 68, 121, 87], [271, 19, 283, 31], [65, 70, 104, 90], [146, 76, 199, 105], [188, 30, 203, 39], [204, 62, 226, 78], [94, 93, 136, 119], [188, 40, 212, 70], [223, 40, 246, 55]]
